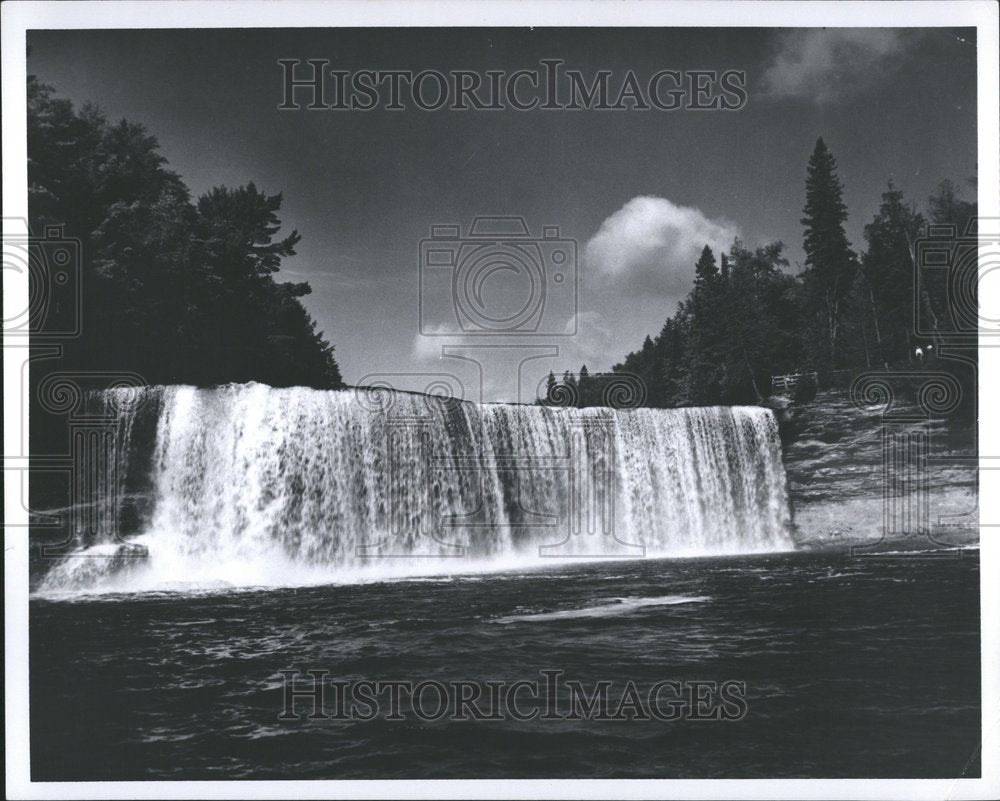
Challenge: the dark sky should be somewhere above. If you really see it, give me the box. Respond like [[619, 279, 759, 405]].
[[27, 27, 977, 400]]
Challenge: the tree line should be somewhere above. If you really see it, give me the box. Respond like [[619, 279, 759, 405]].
[[28, 75, 343, 389], [543, 138, 977, 408]]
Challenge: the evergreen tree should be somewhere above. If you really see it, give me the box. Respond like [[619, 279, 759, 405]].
[[838, 273, 879, 370], [655, 316, 690, 406], [928, 179, 977, 230], [27, 76, 343, 389], [717, 240, 800, 402], [924, 179, 978, 339], [862, 182, 925, 364], [578, 364, 591, 407], [693, 244, 719, 293], [612, 239, 800, 407], [800, 138, 858, 370], [687, 245, 724, 403], [562, 370, 578, 407], [542, 371, 558, 405], [546, 141, 974, 410]]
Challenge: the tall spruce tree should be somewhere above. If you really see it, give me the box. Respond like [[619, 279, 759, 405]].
[[542, 371, 558, 405], [924, 180, 978, 339], [561, 370, 578, 406], [578, 364, 591, 407], [693, 244, 720, 293], [800, 138, 858, 371], [862, 182, 925, 364], [687, 245, 723, 403]]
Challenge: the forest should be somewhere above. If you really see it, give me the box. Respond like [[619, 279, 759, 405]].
[[28, 75, 343, 390], [27, 76, 976, 407], [543, 138, 978, 408]]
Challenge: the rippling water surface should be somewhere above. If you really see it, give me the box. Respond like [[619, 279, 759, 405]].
[[30, 549, 980, 779]]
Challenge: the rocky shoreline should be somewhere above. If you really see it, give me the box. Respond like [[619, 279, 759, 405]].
[[770, 388, 978, 551]]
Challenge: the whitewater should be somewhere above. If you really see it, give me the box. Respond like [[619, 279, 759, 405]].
[[38, 383, 794, 593]]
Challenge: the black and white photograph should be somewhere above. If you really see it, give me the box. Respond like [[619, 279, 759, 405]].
[[3, 1, 999, 798]]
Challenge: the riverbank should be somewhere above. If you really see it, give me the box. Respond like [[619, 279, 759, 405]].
[[773, 388, 978, 551]]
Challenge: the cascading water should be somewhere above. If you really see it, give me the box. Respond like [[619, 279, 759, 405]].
[[38, 383, 794, 592]]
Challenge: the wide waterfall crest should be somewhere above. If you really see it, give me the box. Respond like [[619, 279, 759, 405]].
[[39, 384, 793, 592]]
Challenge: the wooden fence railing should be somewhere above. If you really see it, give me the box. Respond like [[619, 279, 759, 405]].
[[770, 369, 853, 395]]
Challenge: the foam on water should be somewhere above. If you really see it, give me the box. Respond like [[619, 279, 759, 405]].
[[492, 594, 712, 623], [38, 384, 794, 594]]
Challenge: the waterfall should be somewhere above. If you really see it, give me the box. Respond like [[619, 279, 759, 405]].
[[38, 383, 793, 592]]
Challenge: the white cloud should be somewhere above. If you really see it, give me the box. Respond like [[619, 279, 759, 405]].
[[583, 195, 739, 297], [555, 311, 616, 368], [761, 29, 911, 104], [403, 198, 743, 400], [411, 324, 455, 361]]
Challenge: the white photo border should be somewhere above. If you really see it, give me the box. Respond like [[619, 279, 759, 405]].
[[3, 2, 998, 799]]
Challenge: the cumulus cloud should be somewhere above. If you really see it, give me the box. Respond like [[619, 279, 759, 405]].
[[402, 198, 742, 400], [761, 29, 912, 104], [583, 195, 739, 297]]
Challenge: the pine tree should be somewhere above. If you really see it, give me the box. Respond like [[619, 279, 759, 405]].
[[543, 371, 557, 405], [928, 179, 976, 230], [562, 370, 578, 406], [924, 180, 977, 339], [578, 364, 591, 407], [693, 245, 719, 294], [688, 245, 723, 403], [800, 138, 858, 371], [862, 182, 925, 364]]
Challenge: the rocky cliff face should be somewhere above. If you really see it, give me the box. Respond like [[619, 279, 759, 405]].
[[774, 389, 977, 550]]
